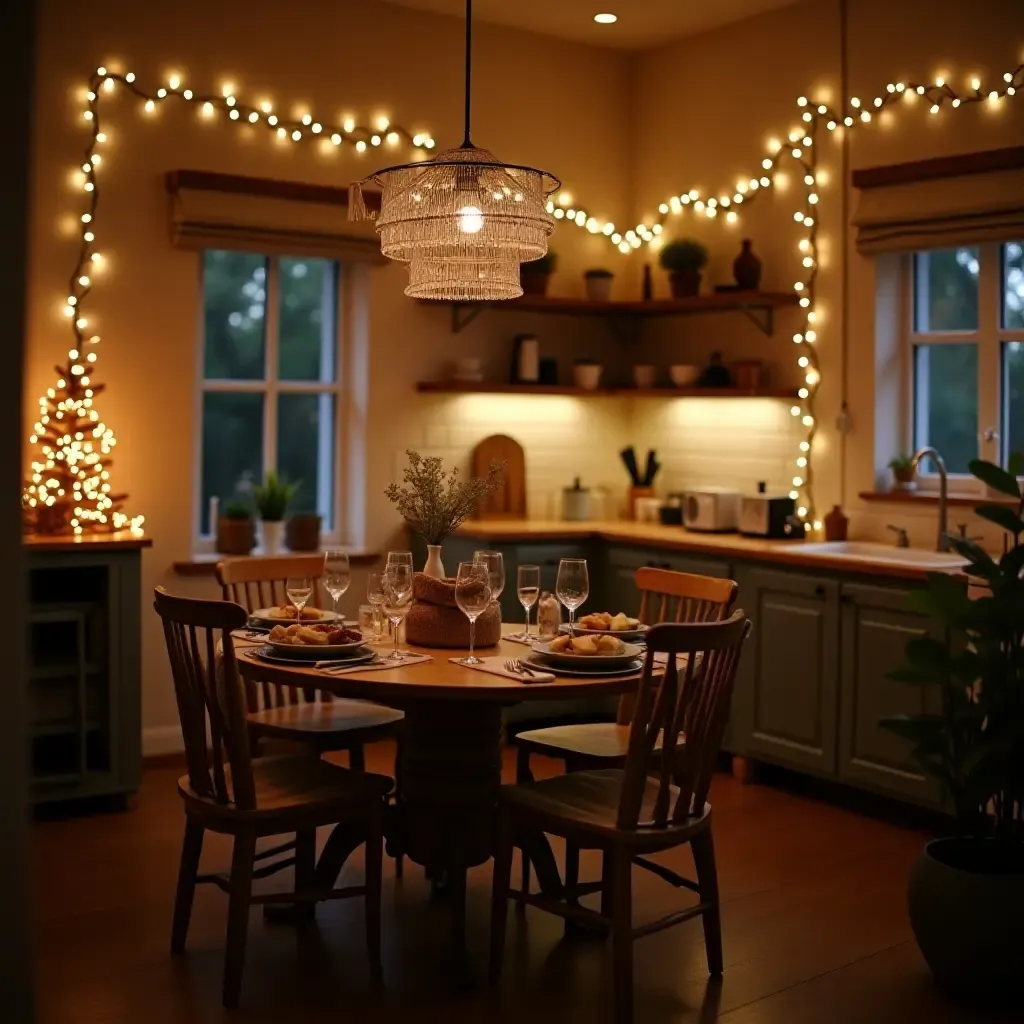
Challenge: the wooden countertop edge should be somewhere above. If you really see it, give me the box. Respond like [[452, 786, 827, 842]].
[[172, 549, 381, 576], [23, 532, 153, 551]]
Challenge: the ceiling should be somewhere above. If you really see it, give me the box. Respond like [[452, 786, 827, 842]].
[[379, 0, 802, 49]]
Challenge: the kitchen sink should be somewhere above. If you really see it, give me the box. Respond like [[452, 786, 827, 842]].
[[797, 541, 967, 570]]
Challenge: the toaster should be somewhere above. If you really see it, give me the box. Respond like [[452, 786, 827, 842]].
[[682, 488, 740, 532], [739, 483, 798, 538]]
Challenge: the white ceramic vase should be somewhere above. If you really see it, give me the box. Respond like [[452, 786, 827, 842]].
[[261, 519, 284, 555], [423, 544, 446, 578]]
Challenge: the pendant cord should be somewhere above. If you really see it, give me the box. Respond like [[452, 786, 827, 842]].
[[461, 0, 473, 147]]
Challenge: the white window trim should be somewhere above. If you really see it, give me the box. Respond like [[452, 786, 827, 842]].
[[193, 255, 348, 552], [903, 243, 1024, 493]]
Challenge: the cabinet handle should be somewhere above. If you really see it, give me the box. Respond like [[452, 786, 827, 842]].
[[814, 584, 826, 597]]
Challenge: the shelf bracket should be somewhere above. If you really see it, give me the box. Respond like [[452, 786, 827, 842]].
[[738, 304, 774, 337], [451, 302, 489, 333]]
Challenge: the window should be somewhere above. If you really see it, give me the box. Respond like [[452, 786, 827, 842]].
[[198, 251, 343, 538], [907, 241, 1024, 481]]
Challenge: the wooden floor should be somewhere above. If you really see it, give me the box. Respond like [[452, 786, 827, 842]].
[[31, 743, 1019, 1024]]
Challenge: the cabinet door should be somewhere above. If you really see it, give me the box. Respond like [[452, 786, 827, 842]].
[[837, 583, 944, 807], [605, 545, 731, 616], [732, 567, 840, 775]]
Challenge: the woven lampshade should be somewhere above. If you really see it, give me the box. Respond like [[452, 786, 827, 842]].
[[405, 252, 523, 300]]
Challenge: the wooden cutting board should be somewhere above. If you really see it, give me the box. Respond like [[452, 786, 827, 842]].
[[472, 434, 526, 519]]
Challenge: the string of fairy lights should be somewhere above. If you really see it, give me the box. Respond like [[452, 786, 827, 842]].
[[27, 58, 1024, 535]]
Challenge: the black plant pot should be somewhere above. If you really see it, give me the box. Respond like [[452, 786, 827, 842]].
[[908, 837, 1024, 1004]]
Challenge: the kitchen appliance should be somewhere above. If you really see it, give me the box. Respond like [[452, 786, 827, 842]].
[[561, 478, 591, 521], [682, 488, 740, 532], [739, 482, 797, 538], [658, 493, 685, 526]]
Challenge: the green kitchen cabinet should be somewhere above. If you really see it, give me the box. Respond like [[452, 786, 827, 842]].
[[603, 544, 732, 618], [731, 566, 840, 776]]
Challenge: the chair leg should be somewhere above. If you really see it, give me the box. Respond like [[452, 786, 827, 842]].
[[563, 840, 581, 938], [610, 848, 634, 1024], [515, 745, 533, 911], [364, 803, 384, 987], [691, 828, 723, 975], [349, 743, 366, 772], [488, 809, 514, 986], [295, 828, 317, 924], [170, 818, 204, 954], [394, 731, 404, 879], [223, 831, 257, 1009]]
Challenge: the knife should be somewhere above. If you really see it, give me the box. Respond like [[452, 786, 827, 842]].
[[619, 446, 639, 485], [642, 450, 655, 486]]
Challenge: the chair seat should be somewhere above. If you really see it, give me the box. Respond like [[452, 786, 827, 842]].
[[178, 754, 393, 823], [517, 722, 665, 763], [503, 768, 709, 847], [247, 699, 404, 744]]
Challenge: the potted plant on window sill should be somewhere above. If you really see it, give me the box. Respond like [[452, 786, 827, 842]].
[[889, 454, 917, 492], [286, 514, 322, 552], [659, 238, 709, 298], [252, 471, 298, 555], [881, 456, 1024, 1005], [216, 500, 256, 556]]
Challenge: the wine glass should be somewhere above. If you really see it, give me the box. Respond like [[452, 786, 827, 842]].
[[383, 563, 414, 661], [285, 576, 314, 621], [455, 561, 491, 665], [367, 571, 387, 641], [323, 549, 351, 621], [386, 550, 414, 569], [473, 550, 505, 605], [517, 564, 541, 639], [555, 558, 589, 636]]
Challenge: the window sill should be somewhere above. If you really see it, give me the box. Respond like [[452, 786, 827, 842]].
[[172, 547, 381, 577], [858, 490, 1017, 508]]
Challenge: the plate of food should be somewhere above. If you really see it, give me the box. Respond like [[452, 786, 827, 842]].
[[250, 646, 379, 668], [249, 605, 339, 627], [564, 611, 649, 640], [531, 633, 644, 669], [265, 623, 369, 659], [522, 653, 643, 678]]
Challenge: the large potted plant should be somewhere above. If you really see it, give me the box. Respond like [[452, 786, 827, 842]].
[[520, 250, 557, 297], [252, 471, 298, 555], [659, 238, 709, 298], [881, 456, 1024, 1003]]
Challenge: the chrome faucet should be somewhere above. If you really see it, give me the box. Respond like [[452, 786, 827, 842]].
[[911, 447, 949, 552], [886, 525, 910, 548]]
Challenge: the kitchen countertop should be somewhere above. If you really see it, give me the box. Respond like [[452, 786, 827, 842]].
[[454, 519, 965, 581]]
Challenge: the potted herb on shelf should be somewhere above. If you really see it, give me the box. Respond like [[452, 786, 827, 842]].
[[889, 454, 917, 491], [216, 500, 256, 556], [583, 267, 614, 301], [520, 250, 557, 297], [659, 238, 709, 298], [252, 470, 298, 555], [881, 457, 1024, 1003], [286, 513, 322, 552]]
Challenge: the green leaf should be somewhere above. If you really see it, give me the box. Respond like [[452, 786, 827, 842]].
[[974, 504, 1024, 534], [998, 542, 1024, 579], [910, 573, 973, 624], [944, 535, 999, 578], [906, 635, 951, 675], [879, 713, 946, 744], [969, 459, 1021, 498], [1008, 452, 1024, 479]]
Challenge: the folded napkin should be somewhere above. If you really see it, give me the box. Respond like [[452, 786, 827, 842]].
[[319, 652, 433, 676], [448, 655, 555, 684], [231, 628, 271, 644], [503, 632, 553, 646]]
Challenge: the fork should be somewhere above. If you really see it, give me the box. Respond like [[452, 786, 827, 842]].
[[504, 659, 538, 678]]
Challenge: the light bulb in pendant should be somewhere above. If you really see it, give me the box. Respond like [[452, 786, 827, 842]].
[[458, 205, 484, 234]]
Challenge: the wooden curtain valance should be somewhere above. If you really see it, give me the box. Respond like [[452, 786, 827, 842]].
[[165, 170, 386, 263], [852, 146, 1024, 254]]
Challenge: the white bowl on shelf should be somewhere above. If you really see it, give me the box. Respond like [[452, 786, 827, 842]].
[[670, 364, 699, 387]]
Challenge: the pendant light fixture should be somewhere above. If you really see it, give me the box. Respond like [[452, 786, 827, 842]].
[[349, 0, 560, 300]]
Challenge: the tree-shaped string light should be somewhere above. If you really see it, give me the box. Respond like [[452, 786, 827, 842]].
[[24, 65, 435, 536]]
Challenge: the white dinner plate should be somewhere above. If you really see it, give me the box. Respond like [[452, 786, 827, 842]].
[[265, 637, 369, 660], [250, 646, 377, 668], [249, 607, 339, 627], [524, 654, 643, 678], [531, 639, 644, 669], [559, 623, 649, 641]]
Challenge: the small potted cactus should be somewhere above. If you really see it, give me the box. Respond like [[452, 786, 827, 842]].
[[583, 267, 614, 301], [659, 239, 709, 298], [520, 250, 557, 297]]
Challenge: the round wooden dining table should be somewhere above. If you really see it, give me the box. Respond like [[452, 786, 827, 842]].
[[235, 625, 646, 967]]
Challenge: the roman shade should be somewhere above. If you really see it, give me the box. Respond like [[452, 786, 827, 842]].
[[853, 149, 1024, 254], [166, 170, 387, 264]]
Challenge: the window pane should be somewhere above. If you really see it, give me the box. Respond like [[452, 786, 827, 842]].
[[914, 247, 979, 333], [1005, 242, 1024, 330], [1003, 342, 1024, 461], [202, 251, 267, 380], [200, 392, 264, 534], [278, 257, 337, 382], [913, 344, 977, 474], [277, 392, 335, 528]]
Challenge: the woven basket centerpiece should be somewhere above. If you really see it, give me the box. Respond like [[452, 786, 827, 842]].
[[405, 572, 501, 649]]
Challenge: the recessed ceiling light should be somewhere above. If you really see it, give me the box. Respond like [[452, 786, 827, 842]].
[[594, 13, 617, 24]]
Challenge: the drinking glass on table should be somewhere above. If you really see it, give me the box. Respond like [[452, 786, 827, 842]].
[[367, 571, 388, 641], [455, 561, 491, 665], [517, 564, 541, 639], [383, 563, 414, 661], [386, 550, 414, 569], [473, 550, 505, 605], [555, 558, 589, 636], [285, 576, 314, 620], [322, 549, 351, 621]]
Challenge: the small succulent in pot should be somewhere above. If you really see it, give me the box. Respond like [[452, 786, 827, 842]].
[[888, 454, 917, 491], [520, 250, 558, 296], [583, 267, 614, 301], [252, 470, 299, 522], [658, 239, 709, 298]]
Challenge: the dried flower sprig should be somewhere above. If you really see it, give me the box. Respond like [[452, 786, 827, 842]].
[[385, 451, 505, 545]]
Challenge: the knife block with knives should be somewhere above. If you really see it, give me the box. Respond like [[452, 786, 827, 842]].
[[620, 446, 660, 520]]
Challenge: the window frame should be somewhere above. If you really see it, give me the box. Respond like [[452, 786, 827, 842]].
[[902, 242, 1024, 491], [193, 253, 347, 551]]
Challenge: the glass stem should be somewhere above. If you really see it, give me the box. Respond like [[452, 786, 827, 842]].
[[524, 605, 530, 638], [469, 617, 476, 660], [393, 619, 399, 658], [569, 608, 575, 637]]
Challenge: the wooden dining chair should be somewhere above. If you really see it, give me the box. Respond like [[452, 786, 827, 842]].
[[155, 587, 392, 1007], [514, 568, 737, 899], [489, 612, 751, 1024]]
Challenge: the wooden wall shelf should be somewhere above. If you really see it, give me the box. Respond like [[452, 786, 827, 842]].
[[416, 381, 800, 399], [419, 292, 800, 337]]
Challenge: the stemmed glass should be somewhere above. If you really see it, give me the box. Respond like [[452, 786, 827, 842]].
[[473, 550, 505, 606], [366, 572, 387, 641], [555, 558, 589, 636], [517, 564, 541, 639], [387, 551, 414, 570], [382, 563, 414, 661], [323, 549, 351, 622], [455, 561, 491, 665], [285, 576, 313, 620]]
